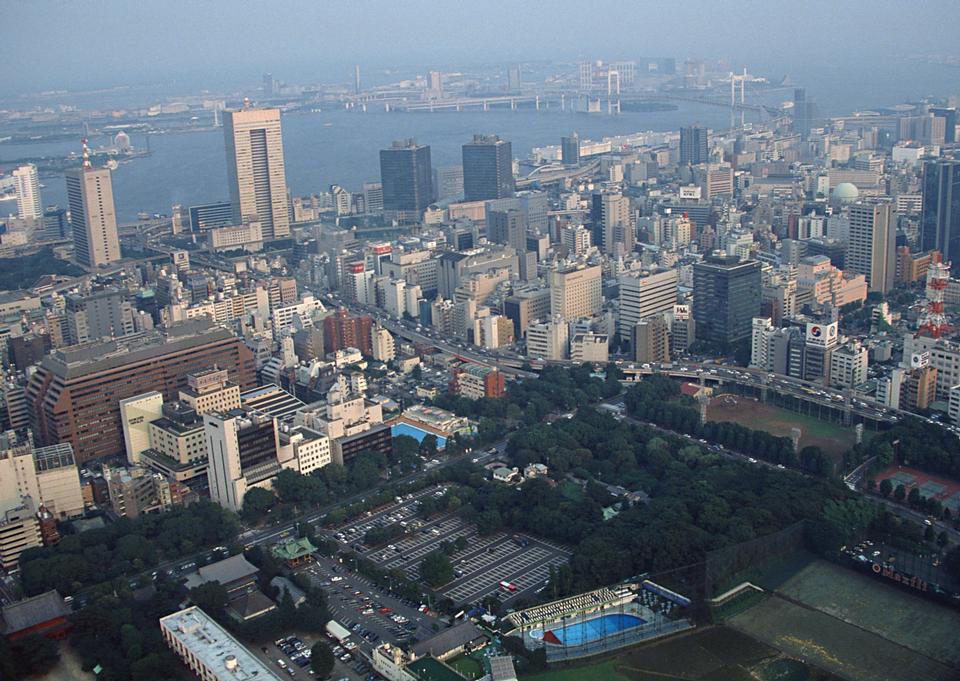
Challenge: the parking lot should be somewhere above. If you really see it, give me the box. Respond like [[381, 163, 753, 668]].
[[296, 554, 442, 674], [327, 486, 571, 607]]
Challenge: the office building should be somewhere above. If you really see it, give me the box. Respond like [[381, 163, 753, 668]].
[[679, 126, 708, 166], [322, 308, 373, 356], [692, 255, 762, 346], [223, 106, 290, 240], [920, 159, 960, 264], [161, 607, 284, 681], [486, 208, 527, 253], [380, 139, 433, 223], [526, 316, 569, 360], [829, 341, 868, 390], [189, 201, 234, 232], [847, 201, 895, 293], [13, 164, 42, 220], [0, 500, 42, 570], [633, 315, 671, 364], [64, 286, 135, 344], [205, 410, 280, 512], [462, 135, 514, 202], [450, 364, 506, 400], [549, 264, 602, 322], [618, 269, 678, 336], [793, 88, 814, 140], [561, 133, 580, 166], [503, 288, 552, 338], [570, 332, 609, 363], [65, 148, 121, 268], [900, 365, 937, 413], [433, 166, 464, 201], [0, 432, 84, 521], [595, 192, 633, 255], [26, 320, 255, 463]]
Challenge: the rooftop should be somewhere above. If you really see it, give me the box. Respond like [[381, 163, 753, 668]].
[[406, 657, 467, 681], [411, 620, 486, 660], [41, 320, 234, 379], [33, 443, 76, 472], [187, 554, 259, 589], [0, 590, 69, 636], [160, 606, 283, 680], [271, 537, 316, 562]]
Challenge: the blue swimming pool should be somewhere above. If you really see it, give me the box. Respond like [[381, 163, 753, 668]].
[[536, 613, 646, 647], [391, 422, 447, 449]]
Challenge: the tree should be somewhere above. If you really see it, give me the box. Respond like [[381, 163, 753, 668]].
[[189, 581, 229, 617], [419, 549, 454, 587], [937, 531, 949, 549], [894, 484, 906, 503], [411, 364, 423, 380], [311, 641, 335, 679], [241, 487, 278, 523], [907, 487, 921, 508], [420, 434, 439, 458], [879, 478, 893, 498]]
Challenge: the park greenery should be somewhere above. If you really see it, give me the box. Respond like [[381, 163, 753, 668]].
[[850, 414, 960, 479], [19, 500, 240, 596], [419, 549, 455, 587], [0, 634, 60, 680], [311, 640, 336, 678]]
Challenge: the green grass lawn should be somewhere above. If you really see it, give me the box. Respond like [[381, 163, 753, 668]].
[[559, 480, 584, 502], [521, 660, 630, 681], [448, 655, 484, 679]]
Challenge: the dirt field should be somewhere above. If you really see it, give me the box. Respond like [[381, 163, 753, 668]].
[[728, 560, 960, 681], [706, 396, 857, 459], [522, 627, 839, 681], [37, 645, 94, 681]]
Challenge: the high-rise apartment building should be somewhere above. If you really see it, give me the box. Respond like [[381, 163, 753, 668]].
[[847, 201, 895, 293], [595, 192, 633, 254], [65, 148, 121, 268], [380, 139, 433, 222], [920, 159, 960, 265], [633, 315, 671, 363], [13, 164, 42, 220], [549, 264, 602, 322], [462, 135, 514, 202], [692, 255, 762, 346], [223, 106, 290, 240], [679, 126, 708, 166], [26, 320, 255, 463]]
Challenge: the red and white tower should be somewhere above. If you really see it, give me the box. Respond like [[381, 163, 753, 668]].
[[919, 260, 952, 338]]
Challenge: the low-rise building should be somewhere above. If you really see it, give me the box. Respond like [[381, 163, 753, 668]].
[[160, 607, 284, 681], [570, 332, 609, 363], [449, 364, 506, 399]]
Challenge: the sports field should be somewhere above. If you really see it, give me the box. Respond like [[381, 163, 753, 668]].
[[874, 465, 960, 513], [729, 560, 960, 681], [706, 396, 857, 459], [521, 627, 837, 681]]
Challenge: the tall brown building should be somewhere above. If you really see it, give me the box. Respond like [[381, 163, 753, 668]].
[[26, 320, 255, 464], [322, 308, 373, 356]]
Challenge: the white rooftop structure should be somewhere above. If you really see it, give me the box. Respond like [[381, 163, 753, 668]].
[[160, 606, 284, 681]]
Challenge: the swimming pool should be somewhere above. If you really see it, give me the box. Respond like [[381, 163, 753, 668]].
[[391, 422, 448, 449], [534, 613, 646, 647]]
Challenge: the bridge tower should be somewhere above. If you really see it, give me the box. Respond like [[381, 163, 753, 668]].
[[730, 68, 747, 128], [607, 70, 621, 115]]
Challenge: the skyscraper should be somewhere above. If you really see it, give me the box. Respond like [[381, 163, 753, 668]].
[[679, 126, 708, 166], [486, 208, 527, 253], [13, 164, 42, 220], [462, 135, 514, 202], [223, 106, 290, 240], [561, 133, 581, 166], [847, 201, 895, 293], [920, 159, 960, 264], [65, 143, 121, 268], [692, 255, 762, 346], [379, 139, 433, 223]]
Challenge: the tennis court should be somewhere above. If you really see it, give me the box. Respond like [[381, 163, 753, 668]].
[[874, 465, 960, 507]]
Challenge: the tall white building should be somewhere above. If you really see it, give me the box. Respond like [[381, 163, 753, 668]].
[[829, 341, 869, 389], [847, 201, 895, 293], [750, 317, 775, 369], [223, 106, 290, 240], [618, 268, 678, 336], [13, 164, 42, 220], [65, 147, 121, 268], [204, 411, 280, 512]]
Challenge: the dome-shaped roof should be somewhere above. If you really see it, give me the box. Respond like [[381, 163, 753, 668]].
[[113, 131, 131, 151], [832, 182, 859, 203]]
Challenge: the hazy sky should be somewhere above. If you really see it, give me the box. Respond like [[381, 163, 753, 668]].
[[4, 0, 957, 96]]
